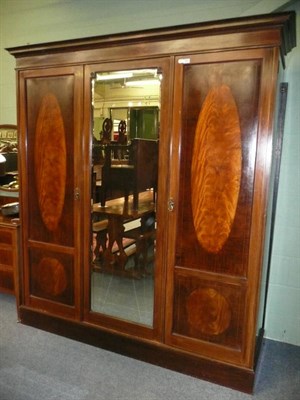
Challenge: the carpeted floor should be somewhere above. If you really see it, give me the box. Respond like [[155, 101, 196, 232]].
[[0, 292, 299, 400]]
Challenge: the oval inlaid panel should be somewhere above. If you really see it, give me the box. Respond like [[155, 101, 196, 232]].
[[187, 288, 231, 336], [37, 257, 67, 296], [35, 93, 66, 231], [191, 85, 242, 253]]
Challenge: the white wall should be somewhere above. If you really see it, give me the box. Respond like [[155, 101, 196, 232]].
[[0, 0, 299, 346]]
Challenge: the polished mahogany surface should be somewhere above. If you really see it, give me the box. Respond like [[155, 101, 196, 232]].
[[93, 190, 155, 219], [7, 12, 296, 393], [164, 56, 263, 365], [0, 216, 20, 295], [17, 66, 83, 319]]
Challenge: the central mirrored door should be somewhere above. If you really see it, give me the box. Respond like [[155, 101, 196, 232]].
[[84, 58, 171, 338]]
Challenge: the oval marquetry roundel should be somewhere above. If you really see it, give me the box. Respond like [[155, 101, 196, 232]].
[[37, 257, 67, 297], [191, 84, 242, 254], [35, 93, 66, 231], [187, 288, 231, 336]]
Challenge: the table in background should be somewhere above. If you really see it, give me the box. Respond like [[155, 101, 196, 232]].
[[93, 191, 155, 277]]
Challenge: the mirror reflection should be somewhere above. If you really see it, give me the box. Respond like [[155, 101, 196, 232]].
[[90, 68, 161, 326]]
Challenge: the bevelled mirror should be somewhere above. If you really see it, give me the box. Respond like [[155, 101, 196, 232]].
[[90, 68, 161, 327]]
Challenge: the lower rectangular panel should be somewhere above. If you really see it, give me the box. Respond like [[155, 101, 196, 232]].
[[24, 247, 78, 319], [173, 275, 246, 348], [166, 270, 248, 366], [18, 306, 256, 394], [28, 247, 74, 306]]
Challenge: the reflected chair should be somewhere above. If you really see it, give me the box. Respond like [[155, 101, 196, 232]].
[[123, 211, 156, 274], [100, 118, 113, 143], [100, 138, 158, 209], [117, 120, 127, 144]]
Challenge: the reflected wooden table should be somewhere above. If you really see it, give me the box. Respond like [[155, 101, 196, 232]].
[[93, 190, 155, 277]]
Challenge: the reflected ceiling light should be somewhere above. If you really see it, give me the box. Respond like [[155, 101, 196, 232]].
[[125, 79, 161, 87], [96, 72, 133, 81], [130, 69, 158, 74]]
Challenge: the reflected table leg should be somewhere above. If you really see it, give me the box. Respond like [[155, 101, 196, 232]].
[[103, 215, 127, 269], [102, 215, 141, 278]]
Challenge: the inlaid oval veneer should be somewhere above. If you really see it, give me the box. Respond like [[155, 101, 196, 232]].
[[35, 93, 67, 231], [191, 84, 242, 254], [187, 288, 231, 336], [37, 257, 67, 297]]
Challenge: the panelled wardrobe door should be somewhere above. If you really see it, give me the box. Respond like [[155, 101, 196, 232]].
[[166, 48, 279, 367], [83, 58, 172, 342], [18, 67, 83, 319]]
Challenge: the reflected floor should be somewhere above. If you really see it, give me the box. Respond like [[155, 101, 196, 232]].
[[91, 268, 154, 326]]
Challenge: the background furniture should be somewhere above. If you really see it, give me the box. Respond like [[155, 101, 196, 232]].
[[0, 124, 18, 186], [93, 191, 155, 277], [123, 210, 156, 273], [100, 118, 113, 143], [0, 125, 19, 296], [100, 138, 158, 208], [0, 124, 18, 171], [7, 12, 296, 393], [0, 216, 20, 297]]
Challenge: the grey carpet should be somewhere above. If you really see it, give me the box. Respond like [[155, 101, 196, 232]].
[[0, 293, 299, 400]]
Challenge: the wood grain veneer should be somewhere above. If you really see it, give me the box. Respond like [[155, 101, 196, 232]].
[[7, 12, 296, 394], [191, 84, 241, 254]]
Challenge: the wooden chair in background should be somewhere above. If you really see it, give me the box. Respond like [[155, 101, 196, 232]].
[[100, 138, 158, 209]]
